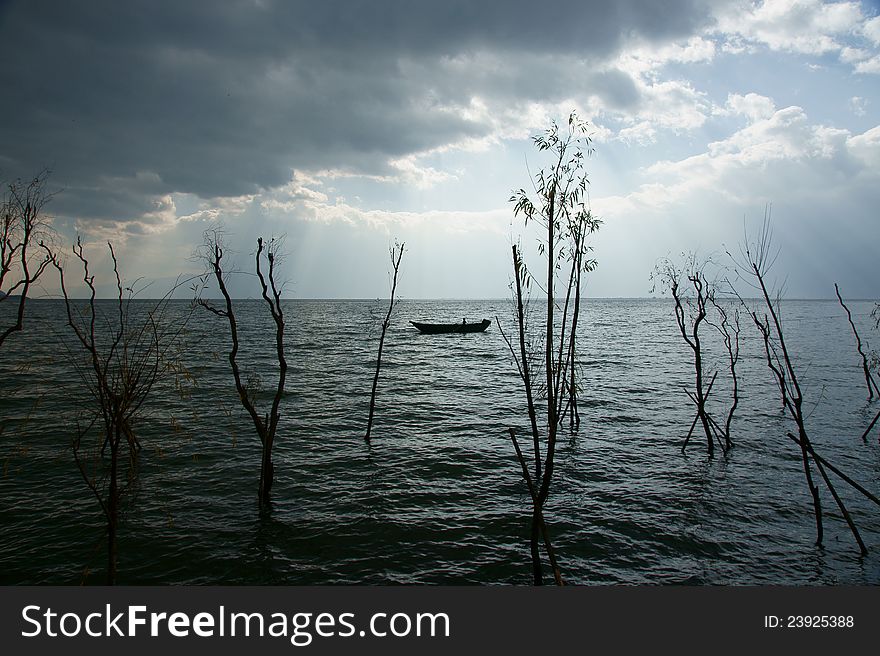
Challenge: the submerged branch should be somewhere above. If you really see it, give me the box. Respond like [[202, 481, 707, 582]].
[[835, 283, 879, 400], [365, 241, 404, 442]]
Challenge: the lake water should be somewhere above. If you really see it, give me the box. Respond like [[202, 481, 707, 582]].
[[1, 298, 879, 585]]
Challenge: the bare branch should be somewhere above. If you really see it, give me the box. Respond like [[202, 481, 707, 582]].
[[195, 229, 288, 504], [365, 240, 404, 442], [0, 171, 54, 348], [734, 213, 871, 553], [835, 283, 879, 400], [44, 238, 194, 582]]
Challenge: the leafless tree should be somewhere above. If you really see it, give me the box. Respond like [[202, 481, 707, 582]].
[[860, 303, 880, 441], [498, 112, 600, 585], [653, 255, 730, 456], [43, 238, 190, 583], [834, 283, 879, 401], [195, 230, 287, 505], [365, 240, 404, 442], [708, 297, 740, 451], [0, 171, 53, 348], [734, 213, 878, 554]]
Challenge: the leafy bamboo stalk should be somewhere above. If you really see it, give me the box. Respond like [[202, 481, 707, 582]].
[[509, 428, 563, 585], [497, 245, 543, 477], [514, 248, 541, 476], [566, 234, 584, 430], [506, 112, 596, 584]]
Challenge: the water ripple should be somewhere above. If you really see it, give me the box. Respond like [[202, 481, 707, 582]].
[[1, 298, 879, 584]]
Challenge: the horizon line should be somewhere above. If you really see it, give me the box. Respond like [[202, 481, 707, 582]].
[[22, 294, 879, 302]]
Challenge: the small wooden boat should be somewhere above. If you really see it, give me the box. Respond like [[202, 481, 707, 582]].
[[410, 319, 491, 334]]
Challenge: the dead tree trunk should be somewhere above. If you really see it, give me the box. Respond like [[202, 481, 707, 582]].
[[710, 299, 740, 451], [255, 238, 287, 502], [672, 273, 716, 456], [654, 255, 735, 456], [0, 173, 52, 349], [739, 217, 868, 554], [365, 241, 404, 443], [45, 238, 186, 583], [108, 435, 120, 585], [835, 283, 879, 400], [198, 233, 287, 505], [861, 409, 880, 443]]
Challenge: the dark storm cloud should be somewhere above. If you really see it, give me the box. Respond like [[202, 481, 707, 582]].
[[0, 0, 722, 221]]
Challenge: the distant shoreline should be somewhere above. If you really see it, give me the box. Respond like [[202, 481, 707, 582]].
[[19, 295, 877, 303]]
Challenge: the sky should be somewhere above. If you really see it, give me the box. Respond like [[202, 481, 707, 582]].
[[1, 0, 878, 299]]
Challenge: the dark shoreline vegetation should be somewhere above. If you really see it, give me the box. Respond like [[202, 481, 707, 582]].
[[1, 118, 879, 585]]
